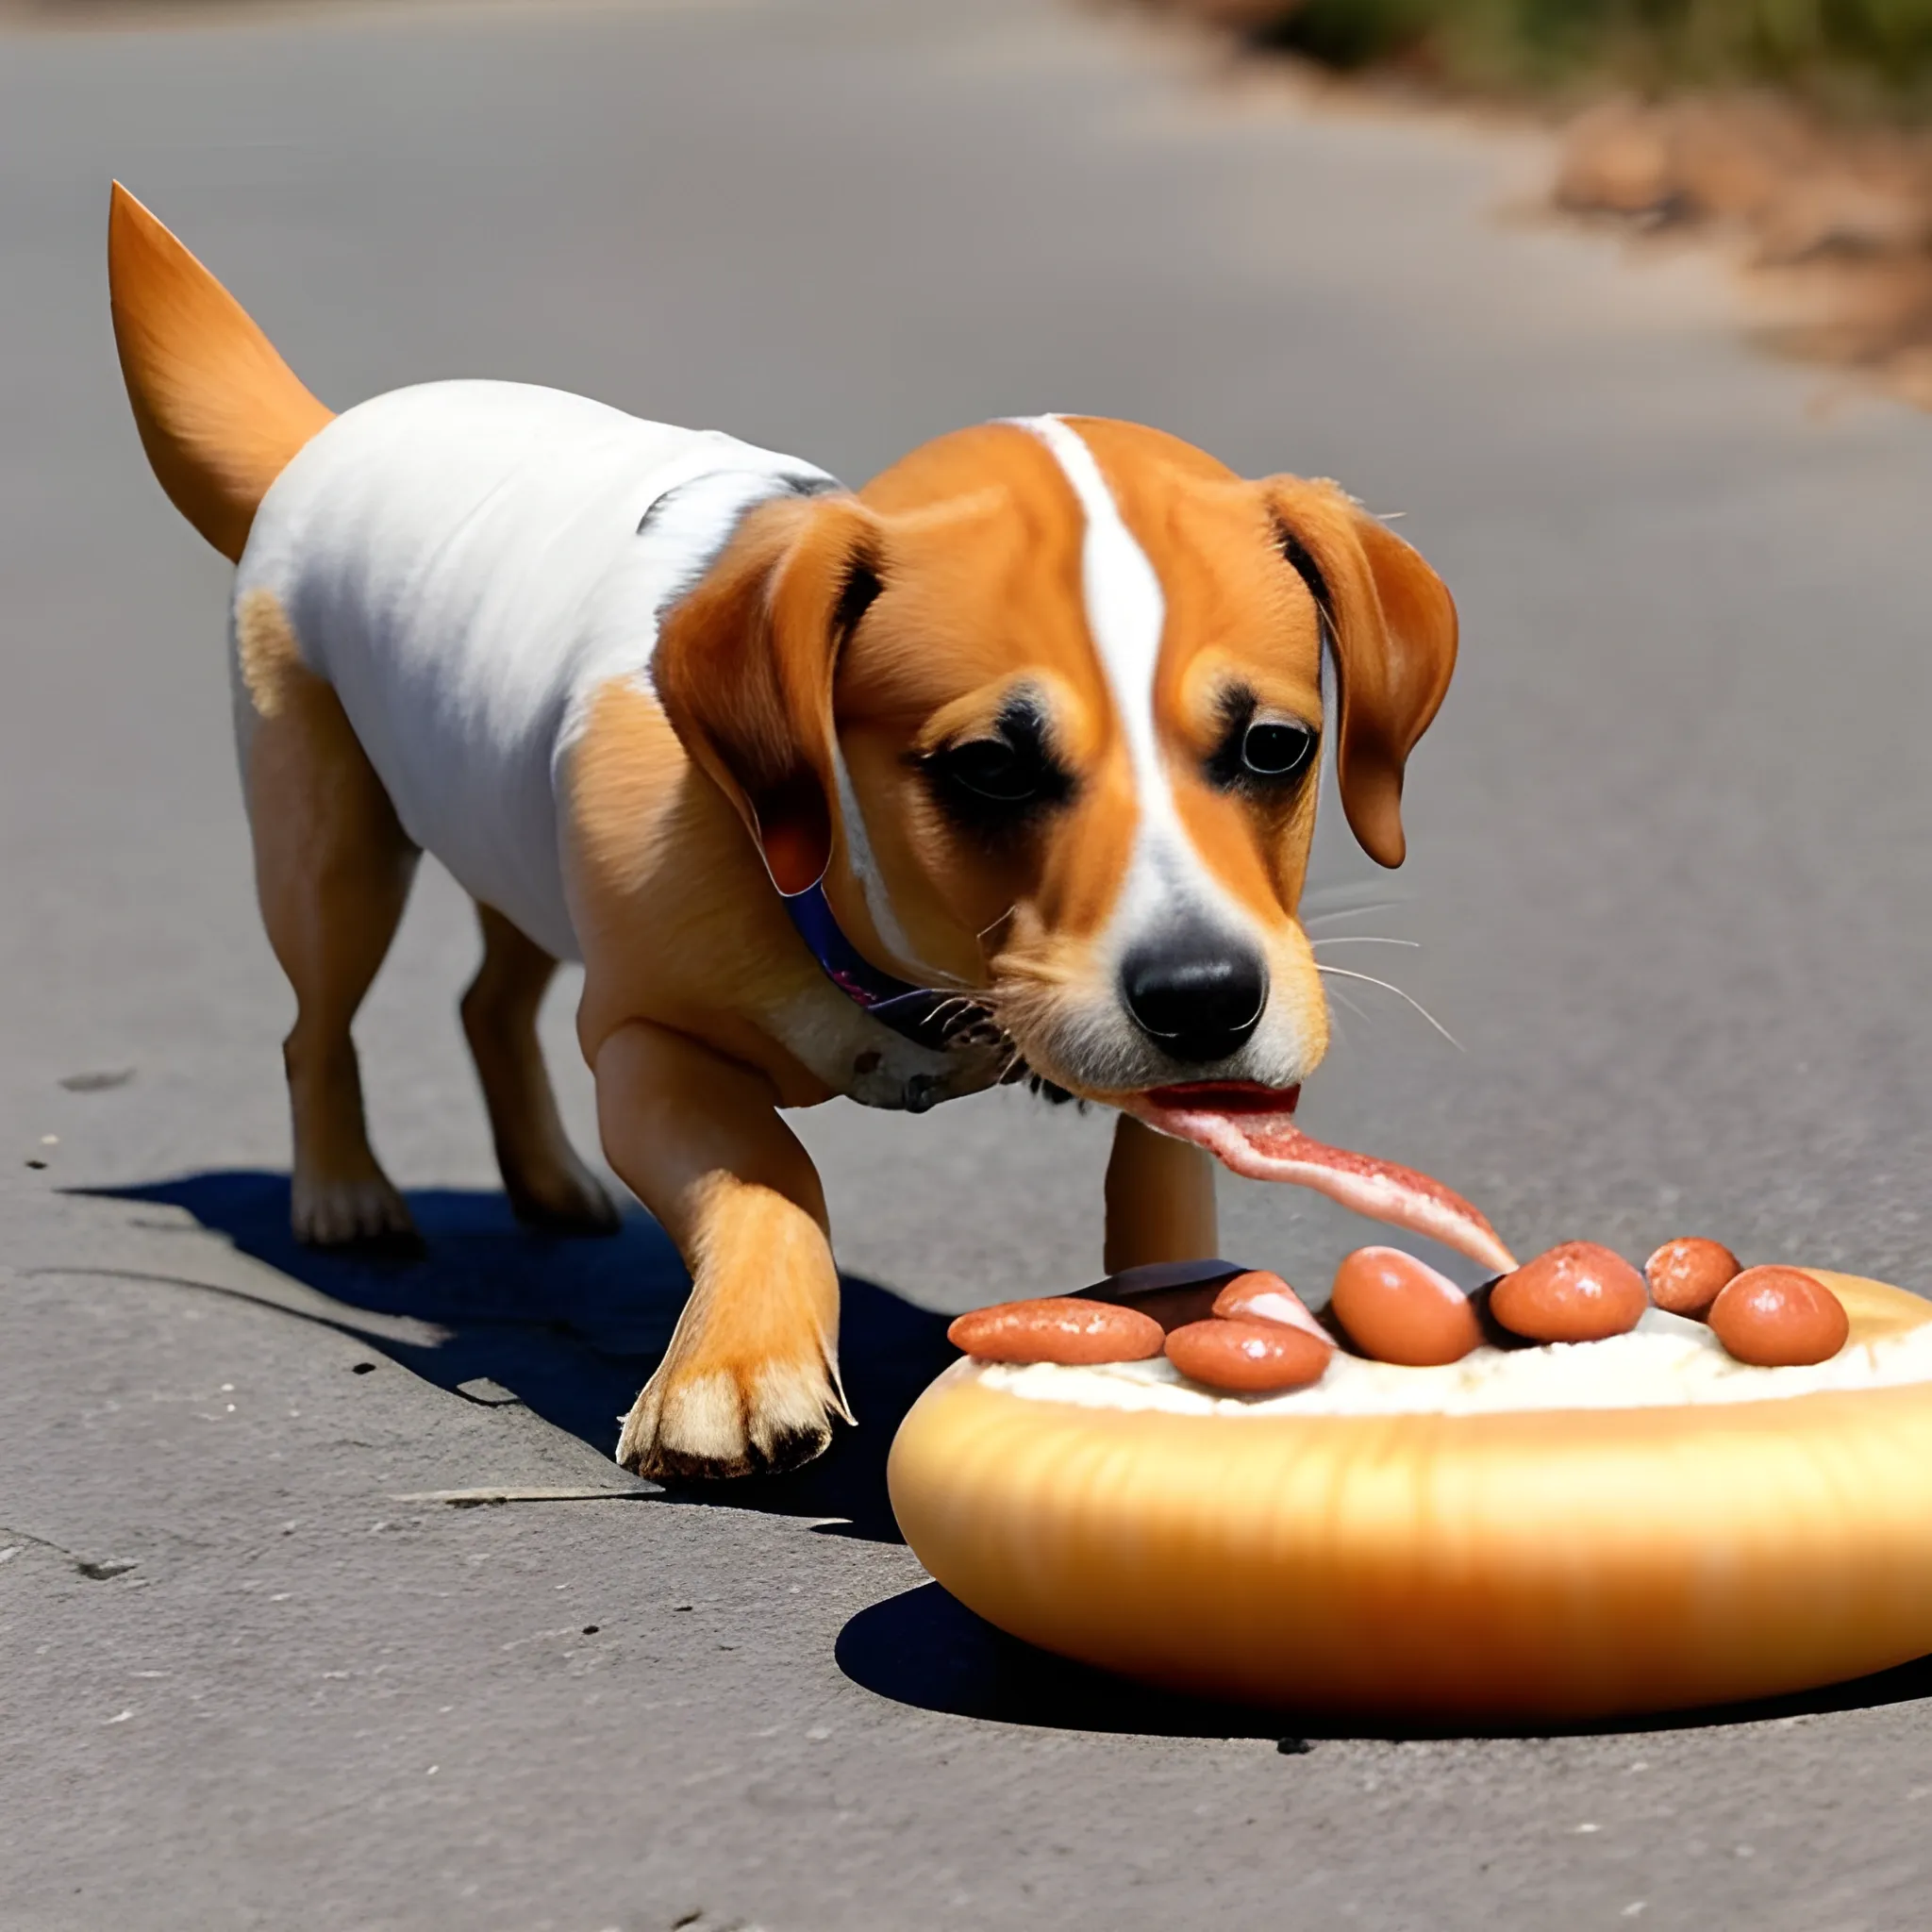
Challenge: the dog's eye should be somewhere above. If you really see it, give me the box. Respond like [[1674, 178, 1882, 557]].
[[922, 708, 1073, 832], [1240, 720, 1317, 779], [941, 738, 1041, 803], [1206, 702, 1319, 795]]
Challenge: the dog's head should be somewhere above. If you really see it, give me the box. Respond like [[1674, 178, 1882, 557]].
[[655, 415, 1456, 1113]]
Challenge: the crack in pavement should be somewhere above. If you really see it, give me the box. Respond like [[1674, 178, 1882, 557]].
[[0, 1524, 139, 1580]]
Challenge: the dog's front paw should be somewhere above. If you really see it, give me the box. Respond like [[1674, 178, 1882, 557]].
[[617, 1343, 850, 1481], [291, 1168, 420, 1252]]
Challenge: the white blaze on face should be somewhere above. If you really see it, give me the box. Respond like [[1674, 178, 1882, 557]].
[[1016, 417, 1170, 841], [1011, 415, 1246, 945]]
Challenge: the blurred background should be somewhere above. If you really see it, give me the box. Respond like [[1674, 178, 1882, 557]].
[[1154, 0, 1932, 394], [1167, 0, 1932, 101]]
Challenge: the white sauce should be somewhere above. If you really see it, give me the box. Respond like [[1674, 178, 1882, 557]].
[[980, 1306, 1932, 1419]]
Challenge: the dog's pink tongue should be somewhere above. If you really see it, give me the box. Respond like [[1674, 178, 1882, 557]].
[[1128, 1095, 1517, 1276]]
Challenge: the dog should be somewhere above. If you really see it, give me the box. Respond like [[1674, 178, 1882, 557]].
[[107, 185, 1458, 1481]]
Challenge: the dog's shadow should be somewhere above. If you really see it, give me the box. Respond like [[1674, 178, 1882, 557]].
[[85, 1172, 957, 1539]]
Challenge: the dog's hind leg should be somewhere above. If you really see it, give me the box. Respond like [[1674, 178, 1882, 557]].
[[238, 591, 418, 1248], [460, 902, 619, 1235]]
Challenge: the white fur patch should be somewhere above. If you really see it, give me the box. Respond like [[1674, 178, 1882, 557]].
[[236, 380, 834, 961], [1014, 417, 1171, 835], [1010, 416, 1244, 945]]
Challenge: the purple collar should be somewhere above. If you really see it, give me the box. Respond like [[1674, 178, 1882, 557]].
[[780, 881, 980, 1055]]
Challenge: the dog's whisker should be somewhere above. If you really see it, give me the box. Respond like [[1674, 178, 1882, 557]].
[[974, 907, 1017, 948], [1325, 986, 1373, 1050], [1328, 987, 1373, 1024], [966, 984, 1024, 1030], [913, 965, 977, 993], [996, 959, 1083, 992], [1301, 899, 1409, 926], [1313, 964, 1463, 1051], [943, 1012, 1008, 1049], [1309, 936, 1421, 950]]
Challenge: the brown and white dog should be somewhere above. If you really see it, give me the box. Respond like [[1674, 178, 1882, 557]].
[[108, 185, 1489, 1482]]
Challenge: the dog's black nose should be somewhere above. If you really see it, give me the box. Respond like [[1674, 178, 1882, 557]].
[[1121, 930, 1268, 1063]]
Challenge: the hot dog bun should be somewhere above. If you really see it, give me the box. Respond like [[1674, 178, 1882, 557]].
[[889, 1273, 1932, 1721]]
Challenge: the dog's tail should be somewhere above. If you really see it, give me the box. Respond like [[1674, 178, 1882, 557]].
[[108, 184, 334, 564]]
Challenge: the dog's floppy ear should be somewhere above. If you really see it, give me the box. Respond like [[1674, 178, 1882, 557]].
[[654, 491, 884, 894], [1259, 477, 1457, 869]]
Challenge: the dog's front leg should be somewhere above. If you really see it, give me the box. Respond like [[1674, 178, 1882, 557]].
[[597, 1020, 849, 1480], [1104, 1113, 1220, 1274]]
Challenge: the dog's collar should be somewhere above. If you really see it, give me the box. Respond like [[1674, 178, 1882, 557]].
[[780, 881, 974, 1054]]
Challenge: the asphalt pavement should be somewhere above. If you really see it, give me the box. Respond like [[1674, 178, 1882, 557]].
[[5, 1, 1932, 1926]]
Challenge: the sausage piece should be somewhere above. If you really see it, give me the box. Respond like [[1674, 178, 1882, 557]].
[[1209, 1270, 1331, 1342], [1329, 1246, 1483, 1366], [1644, 1238, 1740, 1320], [1490, 1242, 1649, 1344], [947, 1297, 1165, 1365], [1707, 1267, 1849, 1367], [1166, 1317, 1333, 1393]]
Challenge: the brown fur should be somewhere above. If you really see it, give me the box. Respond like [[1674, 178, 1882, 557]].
[[240, 596, 421, 1246], [596, 1022, 849, 1478], [462, 905, 619, 1235], [108, 185, 333, 563]]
